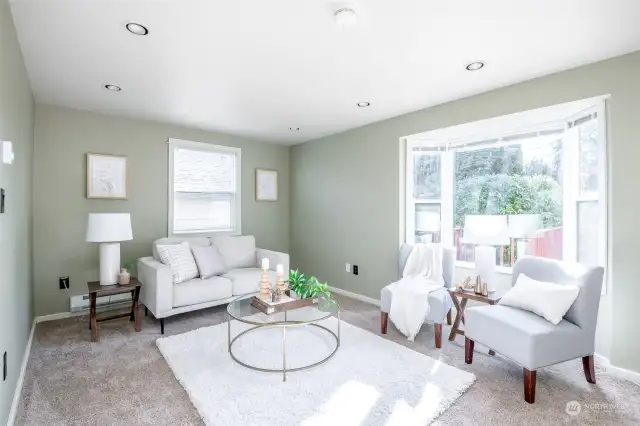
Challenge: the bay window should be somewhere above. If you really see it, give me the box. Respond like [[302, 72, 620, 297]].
[[405, 101, 607, 277]]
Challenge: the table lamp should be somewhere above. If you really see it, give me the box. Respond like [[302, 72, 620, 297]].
[[415, 210, 441, 243], [508, 214, 541, 261], [86, 213, 133, 285], [462, 215, 510, 288]]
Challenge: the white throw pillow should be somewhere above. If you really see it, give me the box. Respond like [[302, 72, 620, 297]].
[[499, 274, 580, 325], [156, 242, 199, 283], [211, 235, 256, 270], [191, 245, 227, 279]]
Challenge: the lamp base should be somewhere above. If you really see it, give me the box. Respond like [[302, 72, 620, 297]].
[[99, 242, 121, 285], [474, 245, 496, 290]]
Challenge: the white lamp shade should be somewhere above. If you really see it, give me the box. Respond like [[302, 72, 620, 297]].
[[462, 215, 510, 246], [86, 213, 133, 242], [416, 211, 441, 232], [508, 214, 541, 238]]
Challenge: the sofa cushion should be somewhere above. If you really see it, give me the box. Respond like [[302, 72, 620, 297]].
[[465, 305, 591, 370], [153, 237, 211, 261], [191, 245, 227, 279], [173, 276, 233, 308], [211, 235, 256, 270], [156, 242, 200, 284], [223, 268, 276, 296]]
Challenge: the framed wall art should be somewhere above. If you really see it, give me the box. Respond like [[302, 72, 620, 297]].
[[87, 153, 128, 199], [255, 169, 278, 201]]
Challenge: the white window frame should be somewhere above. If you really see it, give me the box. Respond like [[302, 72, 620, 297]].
[[167, 138, 242, 237], [403, 101, 609, 289]]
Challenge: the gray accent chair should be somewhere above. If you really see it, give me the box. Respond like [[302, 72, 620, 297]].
[[380, 244, 456, 348], [464, 256, 604, 404]]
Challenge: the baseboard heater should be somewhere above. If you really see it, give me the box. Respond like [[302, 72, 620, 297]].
[[70, 292, 132, 313]]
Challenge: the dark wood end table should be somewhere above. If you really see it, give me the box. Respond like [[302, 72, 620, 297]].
[[87, 278, 142, 342], [448, 287, 504, 355]]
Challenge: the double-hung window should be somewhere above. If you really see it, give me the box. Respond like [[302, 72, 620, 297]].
[[405, 101, 608, 281], [168, 138, 241, 236]]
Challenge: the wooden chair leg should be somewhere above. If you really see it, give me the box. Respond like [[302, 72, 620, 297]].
[[446, 309, 452, 325], [434, 323, 442, 348], [380, 312, 388, 334], [523, 368, 537, 404], [582, 355, 596, 384], [465, 337, 474, 364]]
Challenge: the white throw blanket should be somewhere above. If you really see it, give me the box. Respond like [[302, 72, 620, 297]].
[[389, 243, 444, 341]]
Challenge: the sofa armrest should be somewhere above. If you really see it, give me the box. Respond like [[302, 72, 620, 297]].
[[256, 249, 290, 274], [138, 257, 173, 318]]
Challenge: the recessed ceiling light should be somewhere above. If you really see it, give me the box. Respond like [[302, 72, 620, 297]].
[[466, 61, 484, 71], [334, 8, 358, 27], [126, 22, 148, 35], [357, 102, 370, 107], [104, 84, 122, 91], [289, 127, 300, 131]]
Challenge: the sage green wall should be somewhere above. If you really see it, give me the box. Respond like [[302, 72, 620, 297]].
[[34, 104, 289, 316], [0, 0, 34, 423], [291, 51, 640, 373]]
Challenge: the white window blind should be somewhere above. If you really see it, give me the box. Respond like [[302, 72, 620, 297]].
[[168, 139, 241, 236]]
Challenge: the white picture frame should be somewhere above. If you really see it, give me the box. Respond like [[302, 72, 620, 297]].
[[255, 169, 278, 201], [87, 153, 128, 199]]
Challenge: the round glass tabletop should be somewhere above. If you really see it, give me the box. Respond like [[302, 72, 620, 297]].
[[227, 293, 340, 326]]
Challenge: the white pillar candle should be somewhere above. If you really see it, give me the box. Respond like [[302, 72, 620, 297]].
[[261, 257, 270, 270], [276, 264, 284, 275]]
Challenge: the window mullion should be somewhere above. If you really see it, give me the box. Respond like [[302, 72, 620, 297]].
[[563, 126, 579, 263], [441, 150, 454, 248]]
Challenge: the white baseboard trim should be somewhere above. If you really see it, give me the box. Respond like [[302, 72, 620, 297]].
[[34, 311, 83, 323], [594, 353, 640, 385], [7, 319, 36, 426], [329, 286, 381, 307]]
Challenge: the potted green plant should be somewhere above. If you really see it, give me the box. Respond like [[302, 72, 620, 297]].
[[119, 260, 136, 285], [288, 270, 331, 299]]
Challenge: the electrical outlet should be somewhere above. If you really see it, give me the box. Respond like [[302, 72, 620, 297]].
[[345, 263, 351, 273], [59, 276, 70, 290], [353, 265, 359, 275], [3, 351, 7, 381]]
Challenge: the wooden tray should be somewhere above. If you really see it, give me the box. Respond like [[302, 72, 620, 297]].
[[251, 294, 318, 315]]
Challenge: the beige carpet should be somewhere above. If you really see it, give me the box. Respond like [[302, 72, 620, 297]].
[[15, 295, 640, 425]]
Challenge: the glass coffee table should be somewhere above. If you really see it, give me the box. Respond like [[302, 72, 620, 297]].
[[227, 294, 340, 381]]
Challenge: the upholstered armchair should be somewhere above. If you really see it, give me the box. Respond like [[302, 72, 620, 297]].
[[380, 244, 456, 348], [464, 256, 604, 403]]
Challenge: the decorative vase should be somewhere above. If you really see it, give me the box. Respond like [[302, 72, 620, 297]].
[[474, 275, 482, 294], [481, 282, 488, 296], [118, 271, 130, 285]]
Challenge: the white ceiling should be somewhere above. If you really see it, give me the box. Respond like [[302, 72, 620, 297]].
[[9, 0, 640, 145]]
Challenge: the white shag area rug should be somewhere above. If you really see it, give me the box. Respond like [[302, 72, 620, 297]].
[[157, 316, 475, 426]]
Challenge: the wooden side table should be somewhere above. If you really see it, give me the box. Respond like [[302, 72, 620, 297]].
[[447, 287, 504, 355], [87, 278, 142, 342]]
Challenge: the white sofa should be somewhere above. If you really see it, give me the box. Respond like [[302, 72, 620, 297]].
[[138, 235, 289, 333]]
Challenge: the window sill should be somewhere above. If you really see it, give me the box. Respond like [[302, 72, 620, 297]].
[[455, 260, 513, 275]]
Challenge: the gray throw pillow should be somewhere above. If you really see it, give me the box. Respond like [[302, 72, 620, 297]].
[[191, 245, 227, 279]]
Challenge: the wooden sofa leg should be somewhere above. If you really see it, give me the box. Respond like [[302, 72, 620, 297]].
[[523, 368, 537, 404], [160, 318, 165, 335], [446, 309, 452, 325], [434, 323, 442, 348], [145, 306, 148, 317], [582, 355, 596, 384], [465, 337, 474, 364], [380, 312, 388, 334]]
